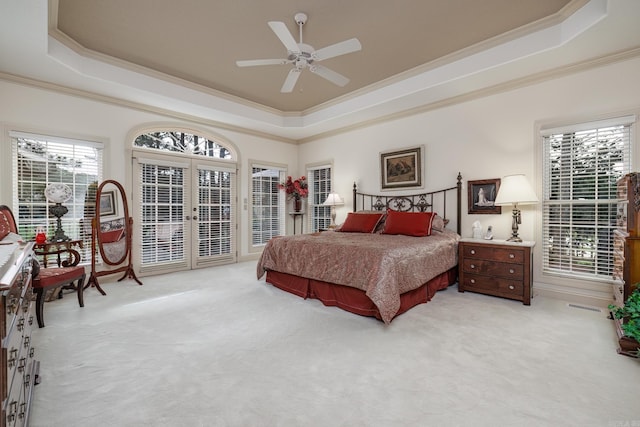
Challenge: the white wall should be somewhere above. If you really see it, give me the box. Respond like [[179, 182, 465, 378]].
[[0, 80, 298, 259], [299, 55, 640, 306]]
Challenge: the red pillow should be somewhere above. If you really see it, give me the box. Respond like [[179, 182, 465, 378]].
[[382, 209, 435, 237], [338, 212, 385, 233]]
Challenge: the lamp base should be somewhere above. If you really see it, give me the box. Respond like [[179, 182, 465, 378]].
[[49, 203, 70, 242], [508, 206, 522, 243]]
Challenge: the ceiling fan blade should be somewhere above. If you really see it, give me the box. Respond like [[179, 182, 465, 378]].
[[314, 38, 362, 61], [236, 59, 288, 67], [268, 21, 300, 53], [281, 68, 301, 93], [309, 65, 350, 87]]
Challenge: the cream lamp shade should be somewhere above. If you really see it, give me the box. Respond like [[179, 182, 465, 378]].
[[323, 192, 344, 229], [494, 174, 538, 206], [494, 174, 538, 242]]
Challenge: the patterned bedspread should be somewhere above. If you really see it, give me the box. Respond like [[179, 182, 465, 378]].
[[257, 229, 459, 322]]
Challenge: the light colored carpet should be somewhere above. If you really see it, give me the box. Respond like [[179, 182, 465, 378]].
[[30, 261, 639, 427]]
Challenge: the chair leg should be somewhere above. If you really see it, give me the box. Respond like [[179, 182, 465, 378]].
[[77, 273, 85, 308], [35, 287, 45, 328]]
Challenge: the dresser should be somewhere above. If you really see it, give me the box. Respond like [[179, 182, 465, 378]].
[[458, 238, 535, 305], [0, 241, 39, 426], [612, 172, 640, 356]]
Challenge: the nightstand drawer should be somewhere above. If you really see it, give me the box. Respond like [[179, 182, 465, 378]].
[[461, 245, 524, 263], [461, 258, 524, 280], [461, 274, 524, 297], [458, 239, 534, 305]]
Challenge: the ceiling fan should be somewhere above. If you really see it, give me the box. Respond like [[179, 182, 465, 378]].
[[236, 12, 362, 93]]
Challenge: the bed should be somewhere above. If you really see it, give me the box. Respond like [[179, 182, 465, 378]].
[[257, 173, 462, 323]]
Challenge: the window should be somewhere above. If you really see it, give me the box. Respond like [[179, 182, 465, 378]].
[[307, 165, 332, 232], [541, 116, 633, 281], [134, 131, 232, 159], [11, 131, 103, 262], [250, 164, 285, 247]]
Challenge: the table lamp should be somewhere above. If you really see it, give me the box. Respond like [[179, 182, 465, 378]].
[[323, 192, 344, 229], [44, 183, 73, 241], [494, 174, 538, 242]]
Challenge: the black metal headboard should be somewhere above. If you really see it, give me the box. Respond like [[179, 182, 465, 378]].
[[352, 173, 462, 235]]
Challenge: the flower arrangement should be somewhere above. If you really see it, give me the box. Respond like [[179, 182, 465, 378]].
[[278, 176, 308, 200]]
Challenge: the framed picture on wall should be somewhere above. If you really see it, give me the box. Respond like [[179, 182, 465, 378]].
[[380, 146, 423, 190], [467, 178, 501, 214]]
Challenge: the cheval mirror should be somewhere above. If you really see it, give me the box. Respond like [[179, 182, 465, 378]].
[[86, 179, 142, 294]]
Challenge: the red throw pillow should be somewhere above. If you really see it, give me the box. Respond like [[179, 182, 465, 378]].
[[338, 212, 385, 233], [382, 209, 435, 237]]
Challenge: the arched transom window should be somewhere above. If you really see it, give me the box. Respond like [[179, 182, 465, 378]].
[[134, 131, 233, 160]]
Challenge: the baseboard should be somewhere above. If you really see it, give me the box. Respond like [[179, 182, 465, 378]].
[[533, 281, 613, 308], [238, 253, 261, 263]]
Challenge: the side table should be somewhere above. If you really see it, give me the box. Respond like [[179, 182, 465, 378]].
[[290, 212, 303, 234]]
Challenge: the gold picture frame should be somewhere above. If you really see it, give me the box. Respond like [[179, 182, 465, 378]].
[[380, 146, 422, 190]]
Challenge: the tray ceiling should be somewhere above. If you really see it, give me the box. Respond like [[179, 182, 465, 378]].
[[55, 0, 575, 113]]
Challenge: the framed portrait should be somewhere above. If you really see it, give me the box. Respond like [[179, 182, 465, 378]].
[[99, 191, 117, 216], [380, 146, 422, 190], [467, 179, 501, 214]]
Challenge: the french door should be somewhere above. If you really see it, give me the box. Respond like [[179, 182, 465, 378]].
[[132, 153, 236, 276]]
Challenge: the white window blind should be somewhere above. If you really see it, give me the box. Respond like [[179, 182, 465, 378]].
[[541, 117, 633, 280], [251, 165, 285, 246], [307, 165, 332, 232], [10, 131, 104, 263], [139, 162, 187, 266]]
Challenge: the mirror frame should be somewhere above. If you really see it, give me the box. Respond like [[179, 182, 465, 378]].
[[95, 180, 129, 266], [87, 179, 142, 294]]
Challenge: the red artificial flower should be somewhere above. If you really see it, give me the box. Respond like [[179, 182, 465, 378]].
[[278, 176, 308, 199]]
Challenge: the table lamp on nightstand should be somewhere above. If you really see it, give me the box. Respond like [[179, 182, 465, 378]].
[[323, 192, 344, 229], [494, 174, 538, 242]]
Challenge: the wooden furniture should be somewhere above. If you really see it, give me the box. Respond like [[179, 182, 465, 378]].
[[1, 205, 85, 329], [611, 172, 640, 356], [458, 238, 535, 305], [289, 212, 303, 234], [33, 239, 83, 267], [86, 179, 142, 294], [0, 237, 39, 426]]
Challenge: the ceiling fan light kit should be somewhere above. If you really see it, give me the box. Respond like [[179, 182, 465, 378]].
[[236, 12, 362, 93]]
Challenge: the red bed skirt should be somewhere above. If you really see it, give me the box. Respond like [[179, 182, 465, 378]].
[[265, 267, 457, 322]]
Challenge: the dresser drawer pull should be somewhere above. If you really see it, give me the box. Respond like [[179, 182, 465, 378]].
[[509, 285, 515, 290], [8, 348, 18, 368], [18, 357, 26, 373], [23, 336, 30, 349], [18, 402, 26, 420], [470, 264, 476, 269], [7, 401, 17, 423], [470, 249, 476, 255], [470, 279, 476, 284], [509, 269, 515, 274], [509, 253, 515, 259]]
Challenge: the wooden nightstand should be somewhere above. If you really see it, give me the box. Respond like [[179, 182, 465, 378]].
[[458, 238, 535, 305]]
